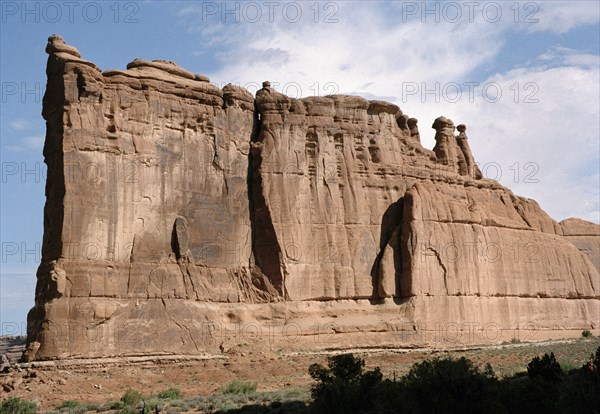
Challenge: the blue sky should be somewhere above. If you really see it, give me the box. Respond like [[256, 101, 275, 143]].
[[1, 1, 599, 333]]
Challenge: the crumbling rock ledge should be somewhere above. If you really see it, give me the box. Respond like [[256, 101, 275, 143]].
[[23, 35, 599, 361]]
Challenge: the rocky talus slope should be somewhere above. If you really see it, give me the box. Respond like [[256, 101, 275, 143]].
[[23, 35, 599, 361]]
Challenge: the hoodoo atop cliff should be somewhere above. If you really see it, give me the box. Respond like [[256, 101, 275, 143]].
[[23, 35, 599, 361]]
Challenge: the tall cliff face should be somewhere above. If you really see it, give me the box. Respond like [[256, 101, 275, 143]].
[[24, 36, 599, 361], [251, 86, 598, 303]]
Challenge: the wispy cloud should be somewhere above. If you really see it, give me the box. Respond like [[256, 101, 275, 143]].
[[9, 119, 32, 131], [538, 46, 600, 68], [197, 3, 504, 95], [176, 2, 599, 223], [5, 136, 44, 152], [459, 57, 600, 222], [530, 1, 600, 34]]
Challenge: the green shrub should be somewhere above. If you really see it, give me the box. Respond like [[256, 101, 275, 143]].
[[309, 354, 383, 414], [142, 398, 163, 414], [581, 330, 593, 338], [501, 375, 561, 414], [0, 397, 37, 414], [117, 405, 139, 414], [527, 352, 564, 383], [120, 389, 143, 406], [56, 400, 79, 410], [591, 345, 600, 370], [221, 379, 258, 395], [400, 357, 502, 414], [561, 362, 580, 373], [157, 387, 181, 400], [309, 354, 366, 387], [305, 350, 600, 414], [558, 367, 600, 413], [108, 401, 124, 410]]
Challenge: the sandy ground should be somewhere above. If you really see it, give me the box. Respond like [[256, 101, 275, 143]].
[[1, 335, 599, 412]]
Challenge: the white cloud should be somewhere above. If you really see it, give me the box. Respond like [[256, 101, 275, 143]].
[[529, 1, 600, 34], [456, 60, 599, 223], [196, 3, 504, 96], [5, 136, 44, 153], [178, 2, 599, 223], [538, 46, 600, 68], [9, 119, 32, 131], [402, 48, 600, 223]]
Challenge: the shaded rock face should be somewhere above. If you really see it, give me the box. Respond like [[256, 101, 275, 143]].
[[560, 218, 600, 272], [24, 36, 600, 361]]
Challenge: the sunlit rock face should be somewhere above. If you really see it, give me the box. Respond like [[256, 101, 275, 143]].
[[23, 35, 599, 361]]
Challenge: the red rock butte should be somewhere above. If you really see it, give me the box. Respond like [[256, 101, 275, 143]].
[[23, 35, 600, 361]]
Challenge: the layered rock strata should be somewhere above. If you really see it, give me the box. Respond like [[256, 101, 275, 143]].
[[24, 36, 599, 360]]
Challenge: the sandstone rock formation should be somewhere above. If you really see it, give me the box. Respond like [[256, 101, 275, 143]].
[[456, 124, 482, 178], [560, 218, 600, 272], [23, 36, 599, 361]]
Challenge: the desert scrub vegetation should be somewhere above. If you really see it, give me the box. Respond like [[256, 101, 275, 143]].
[[309, 353, 383, 413], [156, 387, 181, 400], [527, 352, 564, 382], [42, 386, 310, 413], [9, 340, 599, 413], [0, 397, 37, 414], [120, 389, 143, 406], [220, 379, 258, 395], [55, 400, 79, 410], [308, 347, 600, 414]]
